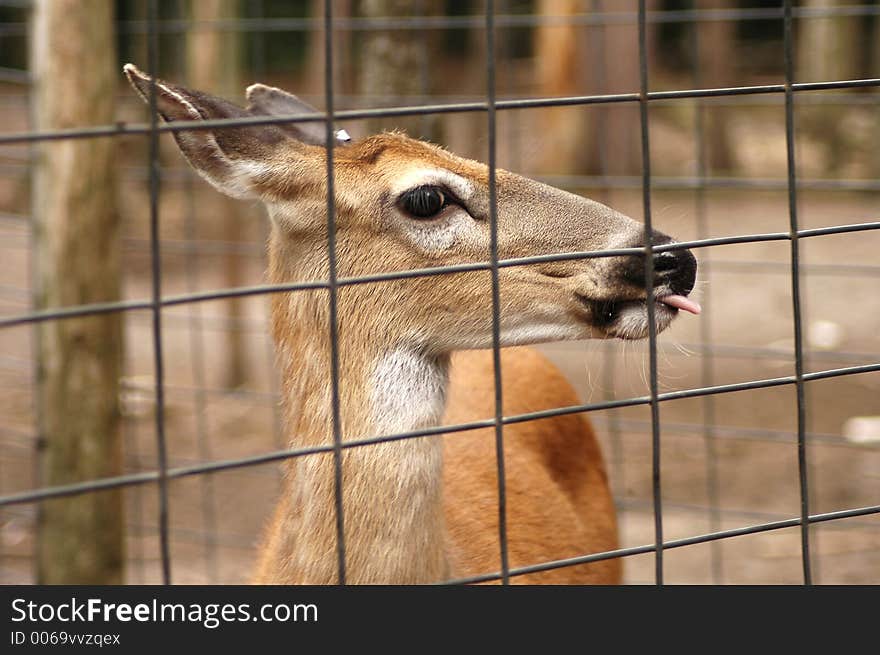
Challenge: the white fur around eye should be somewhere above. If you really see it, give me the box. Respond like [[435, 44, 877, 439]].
[[400, 206, 471, 253], [391, 168, 475, 203], [391, 169, 476, 253]]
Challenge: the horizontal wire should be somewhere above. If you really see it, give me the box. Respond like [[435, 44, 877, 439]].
[[4, 367, 879, 454], [4, 409, 875, 459], [1, 360, 877, 508], [4, 493, 877, 561], [6, 500, 877, 573], [1, 238, 877, 283], [9, 326, 879, 400], [4, 91, 880, 108], [537, 175, 880, 193], [443, 503, 880, 585], [1, 79, 879, 147], [2, 220, 877, 329], [589, 417, 879, 451], [4, 158, 880, 193], [4, 491, 875, 566], [617, 498, 880, 532], [2, 4, 880, 38], [799, 222, 880, 238], [662, 342, 876, 364], [708, 260, 880, 277]]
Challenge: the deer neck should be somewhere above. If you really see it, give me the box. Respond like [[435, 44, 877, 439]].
[[268, 241, 452, 584]]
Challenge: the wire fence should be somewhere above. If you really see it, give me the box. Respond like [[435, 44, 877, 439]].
[[0, 1, 879, 585]]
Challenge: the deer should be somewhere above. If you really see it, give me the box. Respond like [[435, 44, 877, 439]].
[[124, 64, 699, 585]]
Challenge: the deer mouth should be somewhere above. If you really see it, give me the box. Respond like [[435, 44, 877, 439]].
[[578, 293, 701, 340]]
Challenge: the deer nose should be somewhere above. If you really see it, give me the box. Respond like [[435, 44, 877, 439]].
[[652, 247, 697, 294], [620, 232, 697, 296]]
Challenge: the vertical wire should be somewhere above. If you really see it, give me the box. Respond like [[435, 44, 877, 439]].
[[783, 0, 812, 586], [689, 3, 723, 584], [638, 0, 663, 586], [486, 0, 510, 586], [788, 5, 819, 585], [323, 0, 347, 586], [146, 0, 172, 585]]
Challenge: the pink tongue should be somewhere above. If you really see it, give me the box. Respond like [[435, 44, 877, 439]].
[[659, 295, 702, 315]]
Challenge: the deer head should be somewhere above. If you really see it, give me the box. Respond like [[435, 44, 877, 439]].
[[124, 64, 698, 357]]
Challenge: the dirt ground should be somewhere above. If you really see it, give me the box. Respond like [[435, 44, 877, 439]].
[[1, 83, 878, 585]]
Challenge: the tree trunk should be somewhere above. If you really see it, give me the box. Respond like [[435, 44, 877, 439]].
[[307, 0, 353, 100], [698, 4, 737, 172], [356, 0, 441, 140], [31, 0, 124, 584], [797, 0, 860, 173], [187, 0, 248, 388], [532, 0, 659, 177], [798, 0, 860, 83], [532, 0, 588, 174]]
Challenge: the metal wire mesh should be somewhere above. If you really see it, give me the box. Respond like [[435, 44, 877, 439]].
[[0, 1, 879, 585]]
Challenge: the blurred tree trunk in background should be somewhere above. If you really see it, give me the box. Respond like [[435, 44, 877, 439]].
[[307, 1, 353, 103], [461, 0, 490, 154], [128, 0, 148, 69], [697, 3, 736, 172], [357, 0, 441, 140], [533, 0, 659, 177], [798, 0, 860, 82], [32, 0, 124, 584], [797, 0, 860, 173], [187, 0, 248, 388], [533, 0, 589, 174]]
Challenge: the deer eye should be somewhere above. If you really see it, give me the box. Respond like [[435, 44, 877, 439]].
[[399, 185, 448, 219]]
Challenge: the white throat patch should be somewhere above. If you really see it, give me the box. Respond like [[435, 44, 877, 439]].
[[370, 348, 448, 437]]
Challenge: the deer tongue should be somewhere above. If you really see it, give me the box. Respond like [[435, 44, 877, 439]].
[[659, 295, 701, 315]]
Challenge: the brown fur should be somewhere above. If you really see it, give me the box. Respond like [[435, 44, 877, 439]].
[[443, 348, 620, 583], [123, 66, 697, 586], [251, 345, 620, 585]]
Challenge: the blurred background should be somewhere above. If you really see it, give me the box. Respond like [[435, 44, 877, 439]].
[[0, 0, 878, 584]]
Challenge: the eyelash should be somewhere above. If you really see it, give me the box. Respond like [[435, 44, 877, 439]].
[[398, 185, 456, 219]]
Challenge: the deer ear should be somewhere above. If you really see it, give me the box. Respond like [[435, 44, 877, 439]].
[[123, 63, 291, 199], [246, 83, 352, 147]]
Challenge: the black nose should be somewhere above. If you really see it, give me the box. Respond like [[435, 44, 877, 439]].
[[620, 231, 697, 295]]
